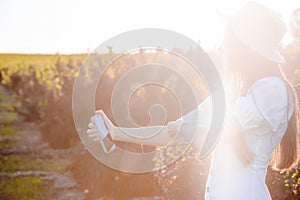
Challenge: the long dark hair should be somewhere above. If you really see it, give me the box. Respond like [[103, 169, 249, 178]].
[[270, 73, 300, 171]]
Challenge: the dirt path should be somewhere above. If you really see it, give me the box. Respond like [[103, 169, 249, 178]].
[[0, 121, 87, 200]]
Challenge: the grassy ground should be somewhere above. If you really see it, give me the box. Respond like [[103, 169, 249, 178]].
[[0, 123, 88, 200], [0, 85, 86, 200]]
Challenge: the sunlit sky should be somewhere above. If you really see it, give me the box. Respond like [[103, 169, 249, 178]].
[[0, 0, 299, 54]]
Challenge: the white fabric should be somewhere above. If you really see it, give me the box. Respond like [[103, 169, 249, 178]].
[[198, 77, 294, 200], [236, 77, 294, 132]]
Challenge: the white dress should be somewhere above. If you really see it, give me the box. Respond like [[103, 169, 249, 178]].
[[182, 76, 295, 200]]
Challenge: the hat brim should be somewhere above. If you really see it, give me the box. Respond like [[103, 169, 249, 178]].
[[239, 38, 286, 64]]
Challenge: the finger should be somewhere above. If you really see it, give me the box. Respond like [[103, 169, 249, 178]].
[[87, 129, 97, 135], [88, 122, 95, 129], [88, 133, 99, 138]]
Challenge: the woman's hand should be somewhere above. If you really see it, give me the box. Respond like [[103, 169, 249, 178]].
[[86, 110, 115, 140], [86, 121, 100, 141]]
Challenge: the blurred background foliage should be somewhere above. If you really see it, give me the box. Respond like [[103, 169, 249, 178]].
[[0, 9, 300, 199]]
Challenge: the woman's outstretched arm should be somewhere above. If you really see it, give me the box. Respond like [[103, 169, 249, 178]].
[[88, 97, 212, 148]]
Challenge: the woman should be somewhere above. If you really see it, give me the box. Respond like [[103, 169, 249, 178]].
[[87, 2, 300, 199]]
